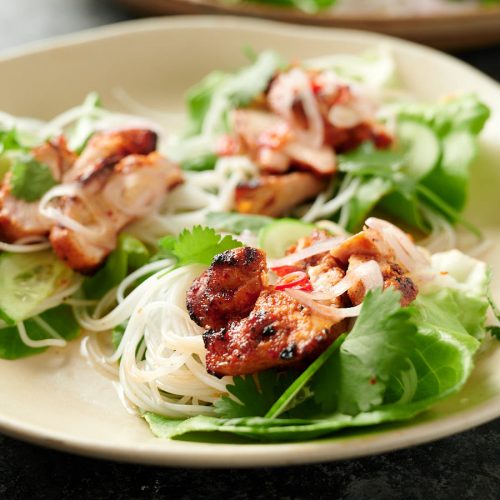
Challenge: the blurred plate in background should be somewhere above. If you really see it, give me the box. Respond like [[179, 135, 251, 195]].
[[116, 0, 500, 50]]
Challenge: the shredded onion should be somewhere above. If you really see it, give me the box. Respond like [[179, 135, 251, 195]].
[[0, 240, 51, 253], [365, 217, 429, 272], [269, 236, 345, 268], [310, 260, 383, 300], [268, 68, 324, 149], [286, 288, 363, 320]]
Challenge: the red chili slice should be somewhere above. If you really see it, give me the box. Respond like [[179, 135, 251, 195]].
[[271, 265, 303, 277], [275, 271, 313, 292]]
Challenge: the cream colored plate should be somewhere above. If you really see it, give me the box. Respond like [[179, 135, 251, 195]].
[[117, 0, 500, 50], [0, 17, 499, 467]]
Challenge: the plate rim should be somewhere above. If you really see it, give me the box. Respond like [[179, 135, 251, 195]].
[[0, 15, 499, 467]]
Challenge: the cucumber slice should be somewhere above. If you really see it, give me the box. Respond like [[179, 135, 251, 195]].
[[441, 130, 477, 176], [258, 219, 315, 259], [397, 120, 440, 180], [0, 251, 74, 324]]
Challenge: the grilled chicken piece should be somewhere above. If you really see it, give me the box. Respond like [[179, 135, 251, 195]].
[[50, 152, 182, 273], [331, 229, 418, 306], [267, 68, 392, 154], [189, 221, 419, 376], [330, 230, 380, 264], [235, 172, 326, 217], [63, 129, 157, 184], [0, 136, 76, 242], [232, 109, 336, 175], [0, 183, 54, 242], [32, 135, 77, 181], [203, 289, 346, 376], [187, 245, 346, 376], [187, 246, 267, 331], [347, 254, 417, 307]]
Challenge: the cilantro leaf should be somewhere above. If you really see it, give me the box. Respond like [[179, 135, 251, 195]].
[[214, 370, 298, 418], [266, 334, 346, 419], [333, 288, 416, 414], [0, 128, 24, 154], [9, 157, 57, 202], [158, 226, 242, 267]]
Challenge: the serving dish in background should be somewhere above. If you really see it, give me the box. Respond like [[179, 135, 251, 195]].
[[115, 0, 500, 50]]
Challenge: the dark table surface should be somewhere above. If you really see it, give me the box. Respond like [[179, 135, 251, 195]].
[[1, 1, 499, 498]]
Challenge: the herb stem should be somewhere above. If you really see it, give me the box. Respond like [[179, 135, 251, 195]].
[[416, 184, 482, 239], [265, 334, 346, 419]]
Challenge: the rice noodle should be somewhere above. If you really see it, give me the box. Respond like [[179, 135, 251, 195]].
[[302, 175, 361, 223], [77, 217, 448, 418], [420, 205, 457, 252], [17, 321, 66, 349], [77, 263, 231, 417], [128, 155, 258, 241]]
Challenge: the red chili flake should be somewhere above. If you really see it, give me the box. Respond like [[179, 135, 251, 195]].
[[275, 271, 313, 292], [216, 134, 241, 156], [310, 77, 323, 95], [369, 377, 377, 385]]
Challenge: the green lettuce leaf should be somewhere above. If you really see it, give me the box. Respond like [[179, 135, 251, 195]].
[[395, 95, 490, 212], [185, 50, 282, 138], [215, 370, 299, 418], [144, 393, 449, 442], [248, 0, 336, 14], [394, 94, 490, 137], [185, 71, 228, 137], [83, 233, 150, 300], [67, 92, 103, 153], [344, 177, 392, 233], [0, 304, 80, 360], [206, 211, 272, 234]]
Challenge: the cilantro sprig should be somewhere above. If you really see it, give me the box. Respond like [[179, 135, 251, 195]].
[[157, 226, 242, 267], [9, 158, 57, 202]]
